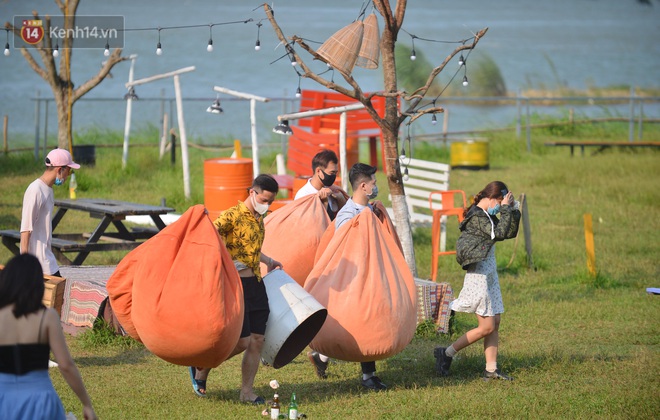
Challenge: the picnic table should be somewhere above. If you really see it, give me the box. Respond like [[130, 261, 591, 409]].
[[0, 199, 174, 266]]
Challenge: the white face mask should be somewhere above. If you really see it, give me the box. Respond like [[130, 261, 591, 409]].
[[251, 192, 269, 215]]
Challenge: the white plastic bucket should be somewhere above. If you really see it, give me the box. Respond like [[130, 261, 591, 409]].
[[261, 269, 327, 368]]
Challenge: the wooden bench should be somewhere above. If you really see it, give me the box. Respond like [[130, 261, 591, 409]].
[[544, 141, 660, 156], [0, 229, 88, 266]]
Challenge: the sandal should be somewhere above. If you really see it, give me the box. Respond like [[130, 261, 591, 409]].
[[241, 395, 265, 405], [188, 366, 207, 397]]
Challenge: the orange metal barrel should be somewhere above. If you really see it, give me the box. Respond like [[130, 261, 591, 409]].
[[204, 157, 253, 220]]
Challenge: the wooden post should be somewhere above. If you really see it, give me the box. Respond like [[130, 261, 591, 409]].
[[159, 113, 168, 159], [584, 213, 597, 277], [173, 74, 190, 199], [170, 128, 177, 166], [442, 109, 449, 143], [521, 193, 534, 269], [3, 115, 8, 155]]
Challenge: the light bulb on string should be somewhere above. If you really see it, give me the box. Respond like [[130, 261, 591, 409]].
[[254, 22, 262, 51], [410, 36, 417, 60], [104, 42, 110, 57], [206, 24, 214, 52], [400, 145, 406, 158], [403, 167, 409, 182], [286, 44, 297, 66], [53, 43, 59, 57], [431, 114, 437, 125], [3, 31, 9, 56], [458, 54, 465, 66], [295, 75, 302, 98], [462, 75, 469, 87], [156, 28, 162, 55]]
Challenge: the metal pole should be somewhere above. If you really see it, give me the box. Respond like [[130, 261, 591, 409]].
[[173, 74, 191, 199], [638, 100, 644, 140], [629, 86, 634, 142], [526, 98, 531, 152], [43, 100, 49, 155], [516, 89, 521, 138], [122, 55, 137, 169], [250, 98, 259, 178], [339, 112, 348, 192], [34, 90, 40, 160]]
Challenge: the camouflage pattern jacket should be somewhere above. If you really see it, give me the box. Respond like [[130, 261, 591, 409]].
[[455, 204, 521, 270]]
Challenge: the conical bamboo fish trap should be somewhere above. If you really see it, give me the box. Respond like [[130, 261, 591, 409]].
[[356, 13, 380, 69], [317, 20, 364, 75]]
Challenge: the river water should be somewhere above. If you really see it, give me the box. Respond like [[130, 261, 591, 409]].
[[0, 0, 658, 145]]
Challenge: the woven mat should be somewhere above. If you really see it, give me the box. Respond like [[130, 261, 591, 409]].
[[414, 278, 453, 334], [59, 266, 116, 328]]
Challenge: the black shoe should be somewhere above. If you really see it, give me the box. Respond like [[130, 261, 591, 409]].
[[483, 369, 513, 381], [361, 375, 387, 391], [433, 347, 452, 376], [307, 351, 328, 379]]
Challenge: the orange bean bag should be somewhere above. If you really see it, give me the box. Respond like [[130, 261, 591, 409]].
[[106, 205, 244, 368], [261, 194, 331, 286], [304, 209, 417, 362]]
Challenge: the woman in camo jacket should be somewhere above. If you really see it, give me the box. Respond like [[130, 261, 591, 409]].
[[434, 181, 521, 381]]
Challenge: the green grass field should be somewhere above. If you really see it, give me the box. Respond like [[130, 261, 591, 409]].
[[0, 122, 658, 419]]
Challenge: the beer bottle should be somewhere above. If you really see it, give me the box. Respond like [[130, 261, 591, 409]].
[[270, 393, 280, 420]]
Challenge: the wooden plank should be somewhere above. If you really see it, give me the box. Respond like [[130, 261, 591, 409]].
[[584, 213, 597, 276]]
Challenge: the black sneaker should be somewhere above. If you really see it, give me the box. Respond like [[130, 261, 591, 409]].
[[307, 351, 328, 379], [361, 375, 387, 391], [483, 369, 514, 381], [433, 347, 452, 376]]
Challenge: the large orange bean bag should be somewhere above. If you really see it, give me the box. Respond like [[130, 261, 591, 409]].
[[313, 201, 401, 263], [261, 195, 330, 286], [304, 209, 417, 362], [106, 205, 244, 368]]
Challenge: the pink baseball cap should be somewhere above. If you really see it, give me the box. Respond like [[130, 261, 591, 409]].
[[45, 149, 80, 169]]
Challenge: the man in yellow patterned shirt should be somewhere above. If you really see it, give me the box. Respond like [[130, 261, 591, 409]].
[[189, 174, 281, 404]]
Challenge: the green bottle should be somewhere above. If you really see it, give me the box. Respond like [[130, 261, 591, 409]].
[[288, 392, 298, 419]]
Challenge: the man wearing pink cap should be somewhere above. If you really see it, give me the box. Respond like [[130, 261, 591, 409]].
[[20, 149, 80, 277]]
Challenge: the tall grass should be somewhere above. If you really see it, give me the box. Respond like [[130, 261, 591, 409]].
[[0, 122, 658, 419]]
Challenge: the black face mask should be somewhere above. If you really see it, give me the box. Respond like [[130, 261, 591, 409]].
[[319, 169, 337, 187]]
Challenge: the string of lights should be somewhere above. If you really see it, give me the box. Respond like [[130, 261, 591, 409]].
[[2, 18, 256, 58]]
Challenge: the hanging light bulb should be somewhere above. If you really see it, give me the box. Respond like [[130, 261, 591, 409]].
[[286, 44, 297, 66], [295, 87, 301, 98], [103, 42, 110, 57], [403, 167, 409, 181], [52, 43, 59, 57], [462, 75, 469, 87], [206, 25, 214, 52], [431, 114, 437, 125], [410, 47, 416, 61], [458, 54, 465, 66], [400, 145, 406, 158], [156, 29, 162, 55], [3, 42, 9, 57], [255, 22, 262, 51]]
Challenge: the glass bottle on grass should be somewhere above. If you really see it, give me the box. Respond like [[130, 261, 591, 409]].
[[288, 392, 298, 419], [69, 172, 77, 199], [270, 394, 280, 420]]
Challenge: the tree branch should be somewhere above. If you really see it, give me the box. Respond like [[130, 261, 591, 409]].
[[399, 27, 488, 125], [74, 49, 127, 101]]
